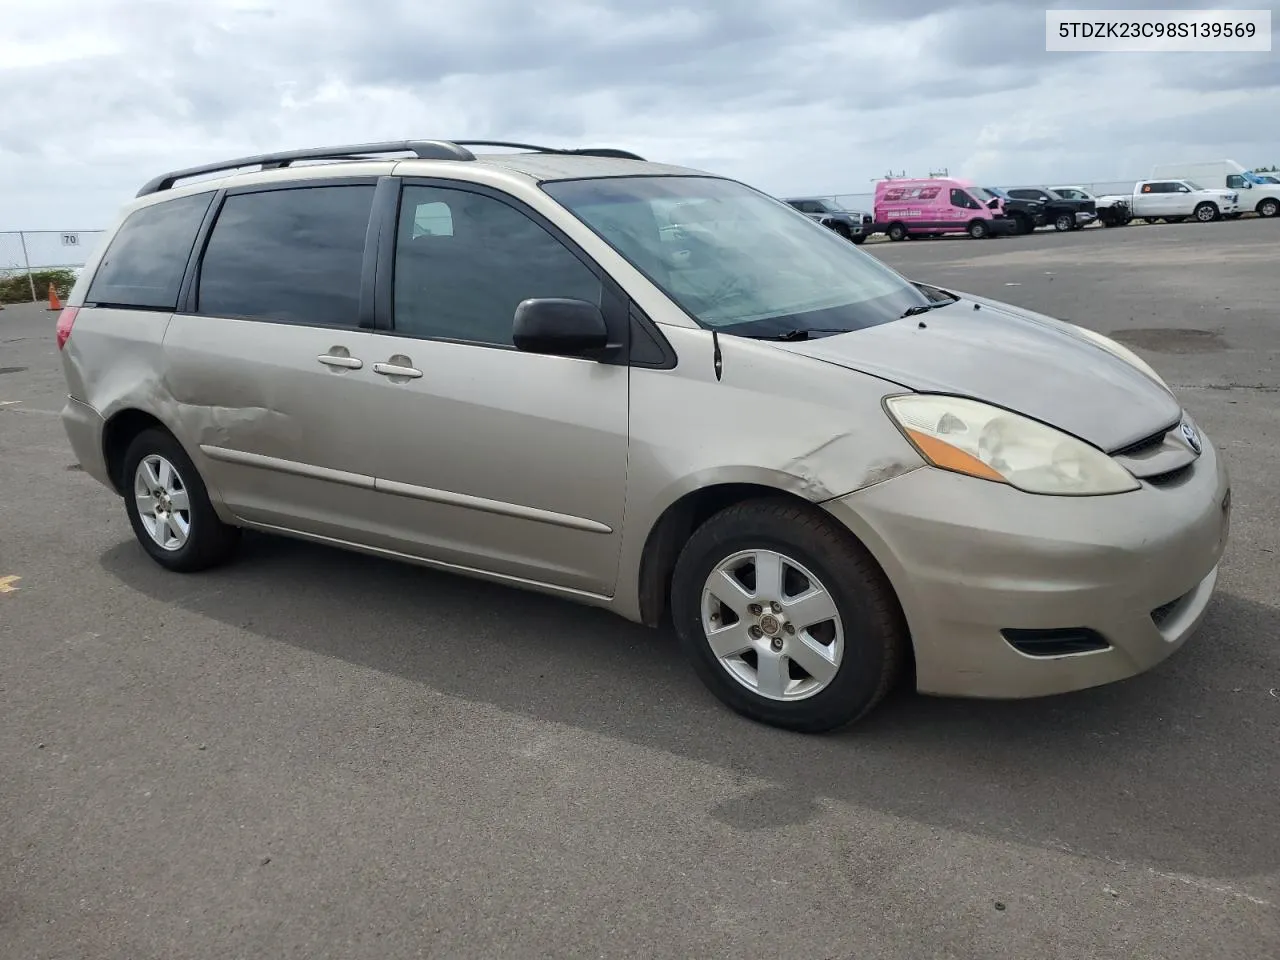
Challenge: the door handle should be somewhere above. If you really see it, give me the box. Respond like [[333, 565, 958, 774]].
[[317, 353, 363, 369], [372, 361, 423, 379]]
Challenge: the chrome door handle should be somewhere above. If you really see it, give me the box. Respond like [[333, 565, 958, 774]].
[[317, 353, 363, 369], [372, 361, 423, 379]]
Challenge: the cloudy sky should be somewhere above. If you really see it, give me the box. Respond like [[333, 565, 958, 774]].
[[1, 0, 1276, 232]]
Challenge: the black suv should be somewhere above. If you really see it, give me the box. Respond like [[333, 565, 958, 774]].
[[784, 197, 871, 244], [974, 187, 1044, 235], [1003, 187, 1097, 231]]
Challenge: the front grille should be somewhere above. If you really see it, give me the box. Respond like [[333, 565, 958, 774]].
[[1112, 424, 1174, 457], [1001, 627, 1111, 657], [1144, 464, 1194, 487]]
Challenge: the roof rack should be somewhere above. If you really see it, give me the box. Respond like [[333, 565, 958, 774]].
[[135, 139, 647, 197]]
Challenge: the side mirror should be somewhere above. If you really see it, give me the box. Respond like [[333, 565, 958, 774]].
[[512, 298, 610, 357]]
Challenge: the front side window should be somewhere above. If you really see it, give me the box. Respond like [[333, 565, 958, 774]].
[[197, 185, 375, 326], [86, 191, 214, 309], [543, 176, 927, 338], [393, 186, 602, 346], [951, 189, 981, 210]]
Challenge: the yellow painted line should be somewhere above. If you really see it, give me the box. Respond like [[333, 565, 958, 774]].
[[0, 575, 21, 594]]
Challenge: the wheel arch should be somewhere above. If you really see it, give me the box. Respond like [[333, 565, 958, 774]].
[[101, 407, 182, 495]]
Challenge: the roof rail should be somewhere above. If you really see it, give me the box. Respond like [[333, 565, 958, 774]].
[[136, 139, 647, 197], [451, 140, 646, 161], [135, 140, 478, 197]]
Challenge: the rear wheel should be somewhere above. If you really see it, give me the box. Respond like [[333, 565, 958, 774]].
[[1258, 198, 1279, 218], [887, 222, 909, 242], [967, 219, 989, 239], [122, 428, 240, 572], [670, 498, 908, 732], [1194, 202, 1218, 222]]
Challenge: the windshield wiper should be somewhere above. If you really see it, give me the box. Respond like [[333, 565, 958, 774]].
[[900, 299, 957, 319], [743, 327, 851, 341]]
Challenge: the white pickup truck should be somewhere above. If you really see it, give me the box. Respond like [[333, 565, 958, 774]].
[[1094, 179, 1240, 225]]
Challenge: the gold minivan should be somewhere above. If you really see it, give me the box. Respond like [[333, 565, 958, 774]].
[[56, 140, 1230, 732]]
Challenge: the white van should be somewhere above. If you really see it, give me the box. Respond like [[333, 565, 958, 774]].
[[1150, 160, 1279, 219]]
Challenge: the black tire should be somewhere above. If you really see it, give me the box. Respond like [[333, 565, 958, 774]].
[[832, 222, 852, 240], [967, 219, 989, 239], [669, 498, 908, 733], [851, 233, 866, 245], [1257, 198, 1278, 218], [1053, 212, 1074, 232], [1194, 202, 1218, 223], [122, 427, 240, 572], [887, 222, 908, 242]]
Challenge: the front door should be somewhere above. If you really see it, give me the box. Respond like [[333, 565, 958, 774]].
[[354, 182, 630, 597]]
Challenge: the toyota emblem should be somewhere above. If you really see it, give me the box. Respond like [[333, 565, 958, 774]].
[[1180, 419, 1202, 454]]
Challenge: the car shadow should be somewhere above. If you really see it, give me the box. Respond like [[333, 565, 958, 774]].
[[99, 531, 1279, 883]]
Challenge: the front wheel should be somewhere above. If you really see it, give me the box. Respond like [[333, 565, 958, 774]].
[[669, 499, 908, 732], [833, 222, 852, 240], [851, 233, 866, 245], [1194, 202, 1218, 222], [968, 219, 989, 239], [122, 428, 240, 572]]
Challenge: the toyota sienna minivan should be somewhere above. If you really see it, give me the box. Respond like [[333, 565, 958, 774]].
[[56, 139, 1231, 732]]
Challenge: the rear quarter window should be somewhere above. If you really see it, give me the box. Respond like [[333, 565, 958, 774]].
[[85, 191, 214, 309]]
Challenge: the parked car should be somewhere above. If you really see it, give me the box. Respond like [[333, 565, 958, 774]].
[[1150, 160, 1279, 219], [784, 197, 871, 244], [978, 186, 1045, 235], [1097, 179, 1240, 224], [55, 139, 1231, 732], [873, 177, 1016, 240], [1049, 185, 1132, 227], [1002, 186, 1097, 231]]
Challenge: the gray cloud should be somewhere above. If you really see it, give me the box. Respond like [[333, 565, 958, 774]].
[[0, 0, 1275, 229]]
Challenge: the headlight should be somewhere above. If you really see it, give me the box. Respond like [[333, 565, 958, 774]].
[[1065, 323, 1170, 390], [885, 395, 1140, 496]]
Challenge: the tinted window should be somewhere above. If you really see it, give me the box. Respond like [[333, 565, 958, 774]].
[[393, 187, 602, 346], [86, 192, 214, 309], [197, 185, 375, 326], [950, 189, 979, 210]]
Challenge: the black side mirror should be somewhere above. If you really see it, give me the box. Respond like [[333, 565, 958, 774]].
[[512, 298, 610, 357]]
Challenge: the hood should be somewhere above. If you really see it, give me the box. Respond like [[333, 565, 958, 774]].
[[774, 294, 1182, 453]]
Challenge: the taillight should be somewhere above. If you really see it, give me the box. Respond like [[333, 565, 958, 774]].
[[55, 306, 79, 350]]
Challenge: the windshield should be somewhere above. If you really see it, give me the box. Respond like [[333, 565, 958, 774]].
[[1051, 187, 1091, 200], [984, 186, 1011, 199], [1183, 180, 1205, 190], [970, 187, 1001, 202], [542, 176, 929, 337]]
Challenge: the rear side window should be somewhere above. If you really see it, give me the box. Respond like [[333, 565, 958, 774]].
[[197, 185, 375, 326], [86, 192, 214, 309]]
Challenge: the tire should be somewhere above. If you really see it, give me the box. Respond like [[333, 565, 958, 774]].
[[851, 233, 866, 245], [887, 222, 908, 242], [122, 427, 240, 572], [669, 498, 908, 733], [1257, 198, 1279, 218], [833, 222, 852, 240], [1194, 202, 1218, 222], [1053, 212, 1074, 232], [967, 219, 989, 239]]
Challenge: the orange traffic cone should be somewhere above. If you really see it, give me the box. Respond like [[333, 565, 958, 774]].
[[47, 283, 62, 312]]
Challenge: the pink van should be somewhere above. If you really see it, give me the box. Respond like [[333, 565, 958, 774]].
[[872, 177, 1014, 240]]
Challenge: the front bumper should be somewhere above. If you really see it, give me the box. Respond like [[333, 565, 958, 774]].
[[61, 396, 113, 492], [986, 217, 1017, 236], [1075, 211, 1098, 225], [823, 434, 1230, 699]]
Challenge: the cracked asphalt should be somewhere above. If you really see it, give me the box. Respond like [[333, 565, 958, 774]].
[[2, 217, 1278, 959]]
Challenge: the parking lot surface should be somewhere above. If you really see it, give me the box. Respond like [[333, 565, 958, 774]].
[[2, 218, 1277, 959]]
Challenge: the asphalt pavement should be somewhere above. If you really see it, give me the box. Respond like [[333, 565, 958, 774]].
[[2, 217, 1277, 959]]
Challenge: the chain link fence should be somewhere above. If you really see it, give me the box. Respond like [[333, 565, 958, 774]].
[[1, 229, 106, 305]]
